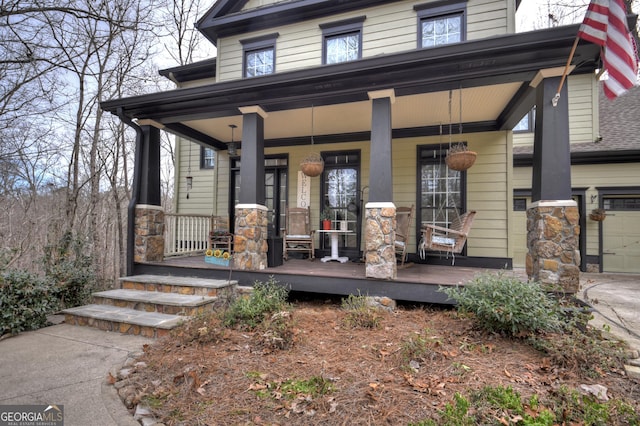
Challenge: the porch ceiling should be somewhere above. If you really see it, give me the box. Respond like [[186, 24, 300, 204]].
[[183, 83, 523, 142], [101, 23, 601, 149]]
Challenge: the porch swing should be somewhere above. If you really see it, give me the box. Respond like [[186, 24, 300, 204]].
[[419, 89, 477, 264]]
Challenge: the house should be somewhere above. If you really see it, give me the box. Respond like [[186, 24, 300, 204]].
[[101, 0, 627, 301], [513, 83, 640, 274]]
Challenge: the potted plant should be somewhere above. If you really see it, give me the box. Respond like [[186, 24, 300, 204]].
[[320, 210, 332, 230], [205, 249, 232, 266], [589, 208, 607, 221], [445, 143, 477, 171], [301, 152, 324, 177]]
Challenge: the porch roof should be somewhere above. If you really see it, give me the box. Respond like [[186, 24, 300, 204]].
[[101, 24, 600, 150]]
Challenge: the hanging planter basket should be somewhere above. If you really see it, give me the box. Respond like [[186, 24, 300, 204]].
[[300, 152, 324, 177], [445, 147, 477, 171], [589, 208, 607, 221]]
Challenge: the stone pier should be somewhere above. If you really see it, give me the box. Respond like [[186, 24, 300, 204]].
[[134, 205, 165, 263], [526, 200, 580, 293], [234, 204, 269, 270], [365, 202, 397, 280]]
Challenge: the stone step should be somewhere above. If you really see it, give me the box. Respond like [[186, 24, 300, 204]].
[[62, 304, 184, 338], [120, 274, 237, 297], [92, 289, 219, 316]]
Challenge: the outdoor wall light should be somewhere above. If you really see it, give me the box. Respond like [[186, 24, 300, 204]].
[[228, 124, 238, 156]]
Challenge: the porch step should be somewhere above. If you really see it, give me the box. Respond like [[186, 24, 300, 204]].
[[120, 274, 238, 297], [62, 305, 184, 338], [92, 289, 219, 316], [63, 274, 240, 337]]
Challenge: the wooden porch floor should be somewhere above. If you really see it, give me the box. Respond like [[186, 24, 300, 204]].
[[135, 256, 526, 305]]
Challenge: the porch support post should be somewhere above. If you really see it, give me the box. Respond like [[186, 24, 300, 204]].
[[234, 106, 268, 271], [526, 73, 579, 292], [132, 125, 164, 263], [365, 89, 396, 280]]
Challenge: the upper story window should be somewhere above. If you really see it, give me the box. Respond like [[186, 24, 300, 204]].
[[241, 33, 278, 78], [320, 16, 365, 65], [201, 146, 215, 169], [415, 1, 467, 48], [514, 108, 536, 133]]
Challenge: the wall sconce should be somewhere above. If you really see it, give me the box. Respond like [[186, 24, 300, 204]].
[[228, 124, 238, 156], [590, 194, 597, 204], [186, 175, 193, 199]]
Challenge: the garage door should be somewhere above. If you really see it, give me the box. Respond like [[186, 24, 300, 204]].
[[602, 205, 640, 273]]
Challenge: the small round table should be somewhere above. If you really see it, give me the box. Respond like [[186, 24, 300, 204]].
[[317, 229, 353, 263]]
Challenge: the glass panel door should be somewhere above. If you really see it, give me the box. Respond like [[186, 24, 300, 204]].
[[321, 151, 361, 259]]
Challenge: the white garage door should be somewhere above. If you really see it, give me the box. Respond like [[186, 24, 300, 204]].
[[602, 205, 640, 273]]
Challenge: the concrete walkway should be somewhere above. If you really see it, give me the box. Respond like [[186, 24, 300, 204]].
[[0, 323, 151, 426]]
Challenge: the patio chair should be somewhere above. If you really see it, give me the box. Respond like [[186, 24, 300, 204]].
[[208, 216, 233, 253], [283, 206, 315, 260], [394, 204, 414, 267], [420, 210, 476, 265]]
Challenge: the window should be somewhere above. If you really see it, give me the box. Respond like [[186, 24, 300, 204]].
[[320, 16, 365, 65], [415, 2, 466, 48], [514, 108, 536, 133], [513, 198, 527, 211], [241, 33, 278, 78], [603, 197, 640, 210], [418, 145, 465, 229], [201, 147, 215, 169]]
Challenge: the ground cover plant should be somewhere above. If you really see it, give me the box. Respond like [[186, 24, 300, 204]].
[[114, 276, 640, 425]]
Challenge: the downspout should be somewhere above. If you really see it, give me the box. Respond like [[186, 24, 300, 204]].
[[116, 107, 143, 277]]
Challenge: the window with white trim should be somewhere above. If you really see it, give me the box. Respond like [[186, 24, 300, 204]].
[[320, 16, 365, 65], [415, 1, 466, 49]]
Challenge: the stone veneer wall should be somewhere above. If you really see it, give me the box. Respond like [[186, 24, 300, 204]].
[[365, 204, 397, 280], [234, 205, 269, 270], [134, 205, 165, 262], [526, 201, 580, 293]]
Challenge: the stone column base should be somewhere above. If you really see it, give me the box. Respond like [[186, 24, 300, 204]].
[[134, 205, 165, 263], [365, 202, 397, 280], [234, 204, 269, 271], [526, 200, 580, 293]]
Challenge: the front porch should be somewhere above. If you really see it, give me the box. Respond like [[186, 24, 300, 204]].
[[134, 256, 527, 304]]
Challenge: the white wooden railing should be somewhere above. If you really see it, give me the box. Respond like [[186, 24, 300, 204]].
[[164, 214, 212, 257]]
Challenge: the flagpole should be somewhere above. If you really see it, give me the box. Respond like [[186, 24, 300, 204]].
[[552, 36, 580, 107]]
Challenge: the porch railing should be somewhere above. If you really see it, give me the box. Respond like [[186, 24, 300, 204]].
[[164, 214, 212, 257]]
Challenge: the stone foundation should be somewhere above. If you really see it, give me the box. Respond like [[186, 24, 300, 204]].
[[526, 201, 580, 293], [134, 205, 164, 263], [234, 204, 269, 270], [365, 203, 397, 280]]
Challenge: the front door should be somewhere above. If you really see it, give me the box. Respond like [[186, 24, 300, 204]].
[[321, 151, 361, 260]]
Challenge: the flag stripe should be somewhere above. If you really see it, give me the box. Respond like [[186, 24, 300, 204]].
[[578, 0, 639, 99]]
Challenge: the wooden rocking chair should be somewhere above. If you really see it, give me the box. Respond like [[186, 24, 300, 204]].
[[394, 205, 414, 267], [420, 210, 476, 264], [283, 206, 315, 260]]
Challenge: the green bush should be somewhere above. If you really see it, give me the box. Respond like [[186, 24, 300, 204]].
[[43, 231, 96, 308], [222, 277, 289, 330], [440, 272, 562, 336], [0, 270, 58, 336], [341, 293, 382, 329]]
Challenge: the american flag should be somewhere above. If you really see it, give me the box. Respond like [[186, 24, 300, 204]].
[[578, 0, 639, 99]]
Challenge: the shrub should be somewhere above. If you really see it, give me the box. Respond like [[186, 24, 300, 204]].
[[43, 232, 96, 308], [440, 272, 562, 336], [222, 277, 289, 330], [341, 293, 382, 329], [0, 270, 58, 336]]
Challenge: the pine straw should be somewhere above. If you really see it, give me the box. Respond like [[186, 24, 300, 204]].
[[124, 301, 639, 425]]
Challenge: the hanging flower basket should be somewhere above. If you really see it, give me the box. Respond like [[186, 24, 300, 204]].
[[589, 208, 606, 221], [445, 145, 477, 171], [300, 152, 324, 177]]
